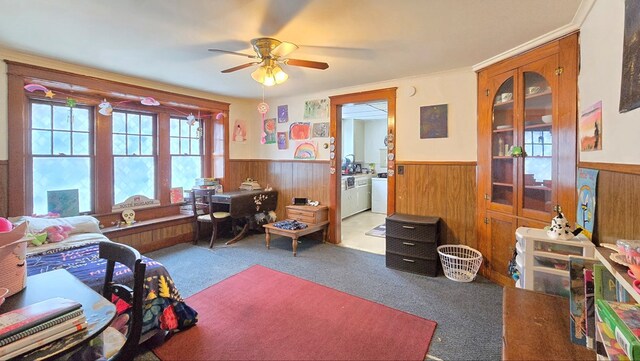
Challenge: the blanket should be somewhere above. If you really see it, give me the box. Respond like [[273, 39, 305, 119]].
[[27, 242, 197, 334]]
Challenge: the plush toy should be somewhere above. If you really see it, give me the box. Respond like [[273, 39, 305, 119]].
[[44, 225, 73, 243], [546, 211, 582, 240], [0, 218, 12, 233], [30, 233, 48, 246]]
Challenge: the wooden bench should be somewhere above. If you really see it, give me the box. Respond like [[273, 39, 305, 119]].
[[502, 287, 595, 360], [263, 221, 329, 256]]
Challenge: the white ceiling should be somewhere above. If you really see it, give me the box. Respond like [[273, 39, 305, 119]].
[[0, 0, 582, 99]]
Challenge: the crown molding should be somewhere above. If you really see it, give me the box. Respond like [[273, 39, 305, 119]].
[[473, 0, 596, 72]]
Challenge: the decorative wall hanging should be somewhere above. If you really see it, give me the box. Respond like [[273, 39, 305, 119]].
[[264, 118, 277, 144], [620, 0, 640, 112], [576, 168, 598, 240], [277, 132, 288, 150], [278, 105, 289, 123], [312, 122, 329, 138], [303, 98, 329, 120], [293, 142, 317, 160], [289, 122, 311, 140], [140, 97, 160, 106], [580, 101, 602, 151], [233, 119, 247, 142], [98, 99, 113, 116], [47, 189, 79, 217], [420, 104, 448, 139], [112, 194, 160, 212]]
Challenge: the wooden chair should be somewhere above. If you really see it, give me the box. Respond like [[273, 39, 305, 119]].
[[98, 241, 146, 361], [191, 189, 231, 247]]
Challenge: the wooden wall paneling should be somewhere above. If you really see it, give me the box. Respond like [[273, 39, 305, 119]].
[[157, 113, 171, 205], [594, 171, 638, 244], [7, 73, 27, 217], [0, 161, 7, 217], [445, 165, 467, 246], [94, 111, 113, 214], [464, 165, 478, 249]]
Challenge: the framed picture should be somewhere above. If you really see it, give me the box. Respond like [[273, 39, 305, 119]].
[[620, 0, 640, 112], [420, 104, 448, 139]]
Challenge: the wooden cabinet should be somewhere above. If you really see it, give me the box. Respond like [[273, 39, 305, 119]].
[[476, 33, 579, 286], [286, 205, 328, 224]]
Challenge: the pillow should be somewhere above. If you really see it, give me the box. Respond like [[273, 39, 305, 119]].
[[9, 216, 101, 235]]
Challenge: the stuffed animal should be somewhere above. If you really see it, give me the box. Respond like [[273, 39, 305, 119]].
[[44, 225, 73, 243], [546, 211, 582, 240], [0, 218, 12, 233]]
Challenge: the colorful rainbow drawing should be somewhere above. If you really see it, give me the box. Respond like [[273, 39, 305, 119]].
[[294, 142, 317, 160]]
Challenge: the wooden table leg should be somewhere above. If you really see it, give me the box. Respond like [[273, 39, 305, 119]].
[[265, 228, 271, 249], [226, 222, 249, 245], [292, 235, 298, 257], [322, 225, 328, 243]]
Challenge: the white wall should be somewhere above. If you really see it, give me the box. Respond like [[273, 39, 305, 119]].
[[363, 120, 388, 169], [579, 0, 640, 164], [0, 47, 251, 161], [231, 68, 478, 162]]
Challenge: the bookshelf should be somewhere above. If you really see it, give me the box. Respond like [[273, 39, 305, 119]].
[[594, 247, 640, 303]]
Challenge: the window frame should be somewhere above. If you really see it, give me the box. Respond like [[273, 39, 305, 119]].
[[6, 62, 229, 217], [27, 99, 95, 214], [169, 117, 204, 191]]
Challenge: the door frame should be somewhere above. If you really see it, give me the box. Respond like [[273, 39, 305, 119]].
[[328, 88, 397, 244]]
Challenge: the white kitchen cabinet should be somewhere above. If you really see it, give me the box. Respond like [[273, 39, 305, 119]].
[[371, 177, 387, 214], [341, 176, 371, 219]]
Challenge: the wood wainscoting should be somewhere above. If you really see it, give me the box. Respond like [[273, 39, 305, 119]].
[[0, 160, 6, 218], [227, 159, 330, 226], [579, 163, 640, 244], [395, 161, 478, 249]]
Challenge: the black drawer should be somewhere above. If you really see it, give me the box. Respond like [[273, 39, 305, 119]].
[[385, 252, 439, 277], [386, 236, 437, 259], [386, 219, 438, 242]]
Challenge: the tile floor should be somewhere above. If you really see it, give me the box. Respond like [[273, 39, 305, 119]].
[[339, 211, 387, 255]]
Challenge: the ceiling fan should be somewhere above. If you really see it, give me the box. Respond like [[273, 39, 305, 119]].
[[208, 37, 329, 86]]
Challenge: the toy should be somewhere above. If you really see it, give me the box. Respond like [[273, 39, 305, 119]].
[[546, 210, 583, 240], [0, 218, 12, 233], [45, 225, 73, 243], [30, 233, 48, 246]]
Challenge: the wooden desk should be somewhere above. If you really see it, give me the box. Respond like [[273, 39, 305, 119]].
[[209, 190, 278, 244], [263, 221, 329, 256], [0, 269, 116, 360], [502, 287, 595, 360]]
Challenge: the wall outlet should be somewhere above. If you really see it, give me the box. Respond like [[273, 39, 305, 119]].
[[398, 165, 404, 175]]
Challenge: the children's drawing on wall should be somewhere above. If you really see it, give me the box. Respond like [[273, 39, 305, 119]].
[[289, 122, 311, 140], [277, 132, 288, 150], [420, 104, 448, 139], [312, 122, 329, 138], [579, 101, 602, 151], [47, 189, 79, 217], [264, 117, 277, 144], [620, 0, 640, 112], [278, 105, 289, 123], [293, 142, 317, 160], [232, 119, 247, 142], [303, 98, 329, 120]]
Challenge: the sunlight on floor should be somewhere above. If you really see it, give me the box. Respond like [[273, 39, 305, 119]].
[[339, 211, 387, 255]]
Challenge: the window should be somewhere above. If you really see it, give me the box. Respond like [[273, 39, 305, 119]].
[[112, 111, 156, 204], [30, 101, 93, 214], [170, 117, 202, 191]]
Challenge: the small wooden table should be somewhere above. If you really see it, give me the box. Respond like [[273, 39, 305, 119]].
[[263, 221, 329, 256], [0, 269, 116, 360], [502, 287, 595, 360]]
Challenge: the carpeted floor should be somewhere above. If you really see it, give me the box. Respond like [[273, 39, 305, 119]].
[[135, 232, 503, 360], [365, 224, 386, 238], [153, 265, 436, 360]]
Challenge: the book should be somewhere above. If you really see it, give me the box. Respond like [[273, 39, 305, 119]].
[[596, 318, 630, 361], [585, 268, 595, 348], [0, 297, 81, 342], [596, 299, 640, 360], [568, 256, 598, 346], [594, 263, 617, 303], [0, 308, 84, 347], [170, 187, 184, 204], [0, 315, 87, 359]]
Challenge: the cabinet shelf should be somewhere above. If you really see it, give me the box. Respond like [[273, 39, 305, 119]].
[[594, 247, 640, 303], [524, 90, 551, 99], [524, 123, 552, 130], [492, 182, 514, 187], [494, 99, 514, 107], [524, 185, 552, 191], [492, 156, 513, 160], [493, 127, 514, 133]]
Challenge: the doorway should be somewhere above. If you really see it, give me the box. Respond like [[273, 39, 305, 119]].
[[339, 102, 388, 254], [328, 88, 397, 248]]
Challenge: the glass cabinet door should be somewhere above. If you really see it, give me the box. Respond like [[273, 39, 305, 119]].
[[491, 76, 515, 207], [521, 72, 553, 214]]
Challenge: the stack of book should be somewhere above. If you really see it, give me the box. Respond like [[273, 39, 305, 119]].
[[0, 297, 87, 359], [596, 299, 640, 360]]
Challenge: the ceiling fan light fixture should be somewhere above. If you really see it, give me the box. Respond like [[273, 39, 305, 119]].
[[262, 66, 276, 87], [273, 65, 288, 84], [251, 66, 267, 83]]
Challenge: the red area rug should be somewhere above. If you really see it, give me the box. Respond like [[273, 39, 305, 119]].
[[153, 265, 437, 360]]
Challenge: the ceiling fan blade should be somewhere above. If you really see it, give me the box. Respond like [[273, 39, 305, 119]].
[[271, 41, 298, 58], [221, 62, 260, 73], [284, 58, 329, 70], [208, 48, 258, 59]]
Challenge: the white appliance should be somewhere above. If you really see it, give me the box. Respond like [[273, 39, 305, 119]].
[[371, 177, 387, 214], [515, 227, 594, 297]]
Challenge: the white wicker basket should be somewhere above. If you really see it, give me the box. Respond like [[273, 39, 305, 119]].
[[437, 245, 483, 282]]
